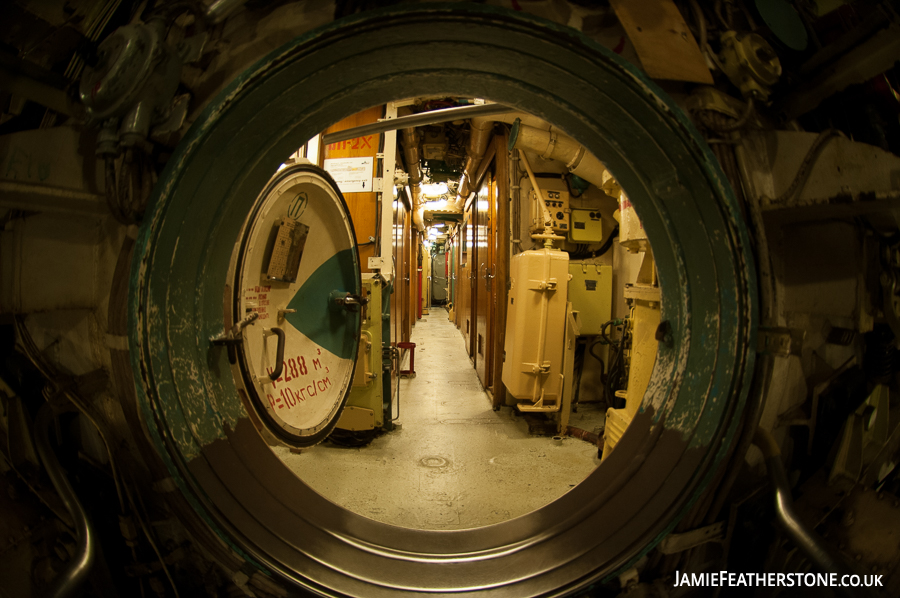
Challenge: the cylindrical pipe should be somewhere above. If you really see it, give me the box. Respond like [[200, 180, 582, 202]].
[[452, 116, 494, 210], [321, 103, 515, 146], [510, 122, 608, 189], [565, 426, 600, 445], [34, 403, 96, 598], [517, 149, 552, 230], [753, 428, 863, 597], [401, 128, 426, 231], [449, 111, 568, 212], [205, 0, 248, 23]]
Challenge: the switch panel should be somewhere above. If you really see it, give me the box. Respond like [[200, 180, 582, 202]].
[[567, 263, 612, 336], [531, 189, 570, 235], [569, 208, 603, 243]]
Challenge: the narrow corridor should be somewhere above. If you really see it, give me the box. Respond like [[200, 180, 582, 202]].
[[275, 308, 604, 530]]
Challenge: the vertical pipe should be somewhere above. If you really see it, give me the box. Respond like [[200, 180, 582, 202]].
[[381, 104, 398, 281], [753, 428, 866, 598], [34, 404, 96, 598], [381, 280, 394, 432], [517, 150, 552, 229]]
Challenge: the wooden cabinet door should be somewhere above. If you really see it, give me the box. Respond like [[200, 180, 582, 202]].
[[391, 197, 408, 346], [474, 172, 496, 387], [402, 209, 412, 342], [460, 209, 473, 355]]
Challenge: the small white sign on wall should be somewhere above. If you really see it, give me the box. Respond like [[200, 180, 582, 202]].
[[324, 157, 374, 193]]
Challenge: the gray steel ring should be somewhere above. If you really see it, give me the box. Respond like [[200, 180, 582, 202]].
[[129, 4, 757, 596]]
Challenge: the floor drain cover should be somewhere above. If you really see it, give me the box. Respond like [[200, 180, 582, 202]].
[[419, 456, 448, 468]]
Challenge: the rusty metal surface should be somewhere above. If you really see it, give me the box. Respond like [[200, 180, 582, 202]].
[[128, 3, 757, 595]]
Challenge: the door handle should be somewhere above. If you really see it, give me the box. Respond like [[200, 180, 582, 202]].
[[330, 291, 369, 313], [256, 327, 285, 385]]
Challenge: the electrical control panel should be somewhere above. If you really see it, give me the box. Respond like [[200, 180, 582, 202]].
[[567, 262, 612, 335], [531, 188, 570, 234], [569, 209, 603, 243]]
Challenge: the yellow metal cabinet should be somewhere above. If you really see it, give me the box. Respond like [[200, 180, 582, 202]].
[[336, 274, 383, 430], [501, 248, 569, 411]]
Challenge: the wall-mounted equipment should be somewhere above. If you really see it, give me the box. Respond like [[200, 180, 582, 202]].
[[266, 217, 310, 282], [79, 20, 183, 146], [568, 209, 603, 244], [567, 263, 612, 336], [531, 188, 570, 235], [502, 247, 569, 411], [336, 274, 384, 433], [718, 31, 782, 101]]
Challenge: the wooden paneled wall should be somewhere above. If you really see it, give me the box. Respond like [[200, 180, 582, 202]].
[[322, 105, 382, 274]]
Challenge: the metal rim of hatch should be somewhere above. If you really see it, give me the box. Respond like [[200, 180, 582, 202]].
[[129, 4, 757, 597]]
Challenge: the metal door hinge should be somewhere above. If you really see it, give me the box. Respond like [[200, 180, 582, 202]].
[[527, 278, 557, 291], [211, 311, 259, 346], [523, 361, 551, 374]]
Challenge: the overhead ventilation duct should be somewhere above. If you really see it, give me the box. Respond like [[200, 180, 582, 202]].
[[453, 117, 494, 209], [508, 119, 608, 189], [450, 112, 608, 210], [451, 111, 550, 210], [401, 127, 426, 230]]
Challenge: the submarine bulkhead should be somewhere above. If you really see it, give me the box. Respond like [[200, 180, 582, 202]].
[[1, 1, 899, 596]]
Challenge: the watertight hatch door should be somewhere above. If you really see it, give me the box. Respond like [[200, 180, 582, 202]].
[[232, 163, 362, 447]]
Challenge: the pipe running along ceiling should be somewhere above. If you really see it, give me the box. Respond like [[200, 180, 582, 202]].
[[128, 4, 756, 596]]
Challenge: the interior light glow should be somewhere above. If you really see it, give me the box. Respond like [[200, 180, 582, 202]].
[[423, 199, 449, 210], [421, 182, 449, 197]]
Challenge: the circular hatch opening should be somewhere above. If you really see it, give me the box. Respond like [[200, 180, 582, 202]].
[[130, 5, 756, 596], [236, 100, 660, 532]]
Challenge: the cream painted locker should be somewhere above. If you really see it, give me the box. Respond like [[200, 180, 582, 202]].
[[501, 248, 569, 409]]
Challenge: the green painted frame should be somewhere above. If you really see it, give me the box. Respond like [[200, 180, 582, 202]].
[[130, 3, 756, 596]]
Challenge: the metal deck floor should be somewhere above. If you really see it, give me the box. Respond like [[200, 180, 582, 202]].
[[274, 309, 605, 530]]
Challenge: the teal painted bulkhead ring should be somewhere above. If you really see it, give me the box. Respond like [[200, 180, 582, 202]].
[[129, 4, 757, 596]]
